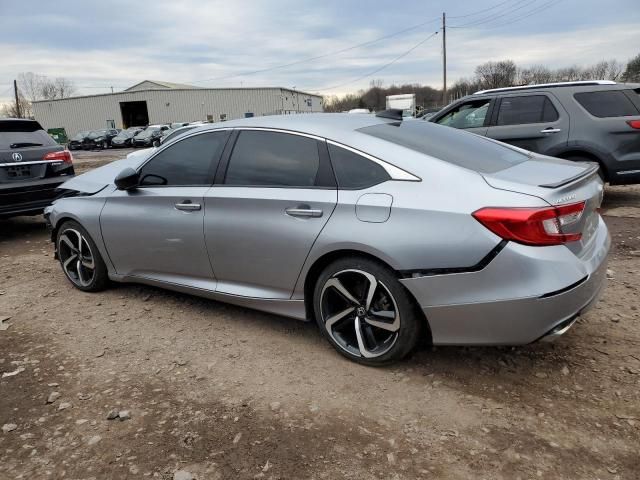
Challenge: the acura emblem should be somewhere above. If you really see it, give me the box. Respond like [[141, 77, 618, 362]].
[[11, 152, 23, 162]]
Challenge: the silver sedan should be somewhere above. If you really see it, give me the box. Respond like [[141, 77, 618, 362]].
[[45, 112, 610, 365]]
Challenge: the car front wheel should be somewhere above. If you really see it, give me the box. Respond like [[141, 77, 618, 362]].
[[57, 220, 109, 292], [313, 257, 421, 366]]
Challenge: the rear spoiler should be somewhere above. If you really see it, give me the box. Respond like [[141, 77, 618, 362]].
[[539, 162, 600, 188]]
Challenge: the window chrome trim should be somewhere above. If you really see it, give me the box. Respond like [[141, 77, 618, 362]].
[[326, 139, 421, 182], [233, 126, 325, 141]]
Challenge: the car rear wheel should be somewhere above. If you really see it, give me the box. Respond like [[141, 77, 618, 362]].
[[57, 220, 109, 292], [313, 257, 421, 366]]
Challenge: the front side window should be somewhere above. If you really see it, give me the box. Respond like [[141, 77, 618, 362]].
[[139, 131, 229, 186], [574, 90, 639, 118], [435, 99, 491, 129], [225, 131, 320, 187], [496, 95, 559, 126], [327, 143, 390, 189]]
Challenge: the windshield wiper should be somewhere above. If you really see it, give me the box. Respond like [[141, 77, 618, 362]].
[[10, 142, 43, 148]]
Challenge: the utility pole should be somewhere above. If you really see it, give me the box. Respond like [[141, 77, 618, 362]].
[[13, 79, 22, 118], [110, 86, 114, 94], [442, 12, 447, 106]]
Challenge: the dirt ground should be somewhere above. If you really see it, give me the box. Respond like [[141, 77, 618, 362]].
[[1, 150, 639, 480]]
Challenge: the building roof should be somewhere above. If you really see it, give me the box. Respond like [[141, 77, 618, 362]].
[[32, 85, 323, 103], [124, 80, 202, 91]]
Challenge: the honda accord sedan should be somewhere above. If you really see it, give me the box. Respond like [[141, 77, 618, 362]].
[[44, 112, 610, 365]]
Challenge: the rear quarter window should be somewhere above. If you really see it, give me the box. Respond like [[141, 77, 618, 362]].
[[574, 90, 640, 118], [358, 121, 529, 174]]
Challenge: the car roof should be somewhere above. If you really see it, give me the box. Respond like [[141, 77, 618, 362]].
[[193, 113, 396, 143], [467, 81, 640, 100]]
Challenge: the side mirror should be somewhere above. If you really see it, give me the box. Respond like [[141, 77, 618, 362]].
[[114, 167, 140, 191]]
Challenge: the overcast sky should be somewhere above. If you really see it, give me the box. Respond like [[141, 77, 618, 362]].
[[1, 0, 639, 104]]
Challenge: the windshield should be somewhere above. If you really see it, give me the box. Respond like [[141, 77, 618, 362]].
[[72, 131, 89, 140], [136, 127, 160, 138], [88, 130, 108, 139], [358, 121, 528, 174]]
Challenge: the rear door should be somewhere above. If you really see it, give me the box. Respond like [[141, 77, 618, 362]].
[[486, 93, 569, 154], [431, 97, 494, 136], [204, 129, 337, 299]]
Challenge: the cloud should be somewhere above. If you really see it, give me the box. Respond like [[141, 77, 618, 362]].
[[1, 0, 639, 106]]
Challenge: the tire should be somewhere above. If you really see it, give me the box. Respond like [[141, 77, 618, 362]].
[[313, 257, 421, 366], [56, 220, 109, 292], [564, 155, 606, 182], [153, 140, 160, 147]]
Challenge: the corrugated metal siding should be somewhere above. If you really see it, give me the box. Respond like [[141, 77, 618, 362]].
[[32, 88, 324, 136]]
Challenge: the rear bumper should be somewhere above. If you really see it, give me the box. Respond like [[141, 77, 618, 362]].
[[0, 177, 71, 218], [401, 216, 610, 345]]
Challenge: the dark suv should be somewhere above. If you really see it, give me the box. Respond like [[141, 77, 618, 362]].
[[429, 81, 640, 185], [0, 119, 74, 218]]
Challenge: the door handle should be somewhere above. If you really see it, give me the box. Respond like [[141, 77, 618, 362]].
[[285, 206, 323, 218], [175, 201, 201, 211], [540, 127, 562, 134]]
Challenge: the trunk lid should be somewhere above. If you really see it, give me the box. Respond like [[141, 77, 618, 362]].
[[483, 155, 604, 256], [0, 120, 65, 184]]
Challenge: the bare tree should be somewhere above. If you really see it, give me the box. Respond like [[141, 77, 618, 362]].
[[17, 72, 47, 102], [518, 65, 554, 85], [53, 77, 77, 99], [1, 93, 31, 118], [623, 53, 640, 82], [474, 60, 517, 89]]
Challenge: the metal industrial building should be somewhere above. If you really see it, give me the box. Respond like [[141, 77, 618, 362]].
[[32, 80, 324, 137]]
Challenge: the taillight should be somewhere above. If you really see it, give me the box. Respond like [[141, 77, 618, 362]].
[[43, 150, 73, 164], [626, 120, 640, 129], [472, 201, 586, 246]]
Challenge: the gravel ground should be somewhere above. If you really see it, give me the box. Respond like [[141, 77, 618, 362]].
[[0, 150, 639, 479]]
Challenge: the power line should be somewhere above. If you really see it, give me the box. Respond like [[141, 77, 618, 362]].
[[447, 0, 513, 19], [478, 0, 563, 29], [304, 31, 439, 92], [186, 18, 441, 85], [449, 0, 537, 28]]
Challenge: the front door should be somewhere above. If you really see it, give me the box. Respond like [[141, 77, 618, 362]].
[[100, 130, 230, 287], [204, 129, 337, 299], [486, 93, 569, 154]]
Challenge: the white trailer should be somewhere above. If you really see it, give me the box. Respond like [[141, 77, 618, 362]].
[[385, 94, 416, 117]]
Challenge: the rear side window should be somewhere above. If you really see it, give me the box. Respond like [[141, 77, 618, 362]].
[[139, 130, 229, 186], [328, 143, 390, 189], [225, 131, 320, 187], [358, 121, 528, 174], [0, 120, 56, 149], [496, 95, 559, 126], [574, 90, 640, 118]]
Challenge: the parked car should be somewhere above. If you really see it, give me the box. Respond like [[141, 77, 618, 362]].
[[1, 118, 74, 218], [45, 112, 609, 365], [132, 126, 167, 148], [160, 125, 198, 144], [429, 81, 640, 185], [68, 131, 90, 150], [111, 128, 144, 148], [83, 129, 119, 150]]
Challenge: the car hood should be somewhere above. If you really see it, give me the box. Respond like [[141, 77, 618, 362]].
[[60, 148, 155, 193]]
